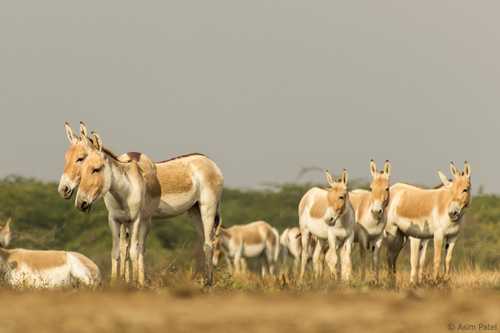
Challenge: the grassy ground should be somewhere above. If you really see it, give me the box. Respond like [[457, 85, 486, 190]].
[[1, 268, 499, 333]]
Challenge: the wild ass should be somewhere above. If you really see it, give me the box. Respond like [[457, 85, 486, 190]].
[[59, 122, 223, 286], [0, 219, 101, 288], [280, 227, 320, 275], [385, 162, 471, 283], [298, 170, 355, 281], [350, 160, 391, 281], [212, 221, 280, 276]]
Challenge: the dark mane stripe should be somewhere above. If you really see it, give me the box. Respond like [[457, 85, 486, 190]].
[[155, 153, 206, 164], [102, 148, 205, 164]]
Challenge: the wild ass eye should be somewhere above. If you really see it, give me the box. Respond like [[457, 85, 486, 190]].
[[92, 166, 103, 174], [463, 188, 469, 193], [339, 196, 345, 200], [76, 156, 85, 163], [386, 188, 390, 192]]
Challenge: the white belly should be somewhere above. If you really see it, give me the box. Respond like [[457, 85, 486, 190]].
[[156, 192, 198, 217], [242, 243, 266, 258]]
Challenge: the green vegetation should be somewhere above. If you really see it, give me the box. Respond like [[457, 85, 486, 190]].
[[0, 176, 499, 279]]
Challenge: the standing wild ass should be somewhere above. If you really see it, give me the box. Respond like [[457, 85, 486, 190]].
[[385, 162, 471, 283], [350, 160, 391, 281], [298, 169, 355, 281], [59, 122, 223, 286], [212, 221, 280, 276], [0, 219, 101, 288], [280, 227, 320, 275]]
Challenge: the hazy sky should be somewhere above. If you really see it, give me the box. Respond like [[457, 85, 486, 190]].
[[1, 1, 499, 191]]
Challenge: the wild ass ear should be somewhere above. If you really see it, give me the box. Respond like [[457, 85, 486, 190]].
[[64, 122, 78, 144], [91, 132, 103, 152], [79, 122, 94, 147], [383, 160, 391, 177], [370, 159, 377, 178], [438, 171, 451, 186], [325, 170, 335, 187], [463, 161, 471, 178], [340, 169, 349, 186], [0, 218, 12, 248], [450, 162, 460, 178], [79, 121, 90, 138]]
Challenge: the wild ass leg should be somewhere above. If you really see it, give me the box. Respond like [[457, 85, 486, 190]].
[[433, 233, 444, 280], [108, 217, 121, 285], [129, 217, 149, 286], [418, 239, 428, 282], [299, 229, 311, 281], [265, 241, 276, 276], [372, 236, 383, 282], [312, 240, 322, 279], [326, 229, 339, 280], [444, 235, 458, 278], [409, 237, 421, 284], [358, 230, 368, 281], [119, 223, 130, 282], [386, 230, 406, 280], [199, 202, 219, 286], [341, 234, 354, 281]]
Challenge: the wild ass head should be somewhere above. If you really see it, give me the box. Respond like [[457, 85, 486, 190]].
[[59, 122, 94, 199], [212, 224, 224, 266], [0, 218, 12, 248], [437, 161, 472, 222], [323, 169, 349, 226], [75, 132, 113, 212], [368, 160, 391, 219]]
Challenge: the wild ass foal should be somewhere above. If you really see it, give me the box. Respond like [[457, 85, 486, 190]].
[[298, 170, 355, 281], [280, 227, 320, 274], [212, 221, 280, 276], [59, 122, 223, 286], [385, 162, 471, 284], [349, 160, 391, 281], [0, 219, 101, 288]]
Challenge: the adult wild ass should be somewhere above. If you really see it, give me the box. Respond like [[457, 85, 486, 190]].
[[280, 227, 320, 275], [385, 162, 471, 283], [0, 219, 101, 288], [298, 170, 355, 281], [59, 122, 223, 286], [212, 221, 280, 276], [350, 160, 391, 281]]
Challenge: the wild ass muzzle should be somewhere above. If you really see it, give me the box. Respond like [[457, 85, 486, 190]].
[[298, 169, 355, 281], [350, 160, 391, 281], [212, 221, 280, 276], [61, 122, 223, 286], [0, 219, 101, 289], [384, 161, 471, 284]]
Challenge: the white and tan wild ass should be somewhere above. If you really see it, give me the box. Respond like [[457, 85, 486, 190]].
[[0, 219, 101, 289], [350, 160, 391, 281], [385, 162, 471, 284], [298, 169, 355, 281], [212, 221, 280, 276], [59, 122, 223, 286], [280, 227, 321, 275]]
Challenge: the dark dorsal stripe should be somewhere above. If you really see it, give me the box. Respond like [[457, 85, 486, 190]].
[[155, 153, 206, 164]]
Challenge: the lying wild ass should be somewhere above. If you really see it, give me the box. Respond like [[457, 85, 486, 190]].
[[350, 160, 391, 281], [298, 170, 355, 281], [60, 122, 223, 286], [385, 162, 471, 283], [0, 219, 101, 288], [280, 227, 320, 274], [212, 221, 280, 276]]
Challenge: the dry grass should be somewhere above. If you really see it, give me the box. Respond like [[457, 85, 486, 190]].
[[1, 267, 499, 333]]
